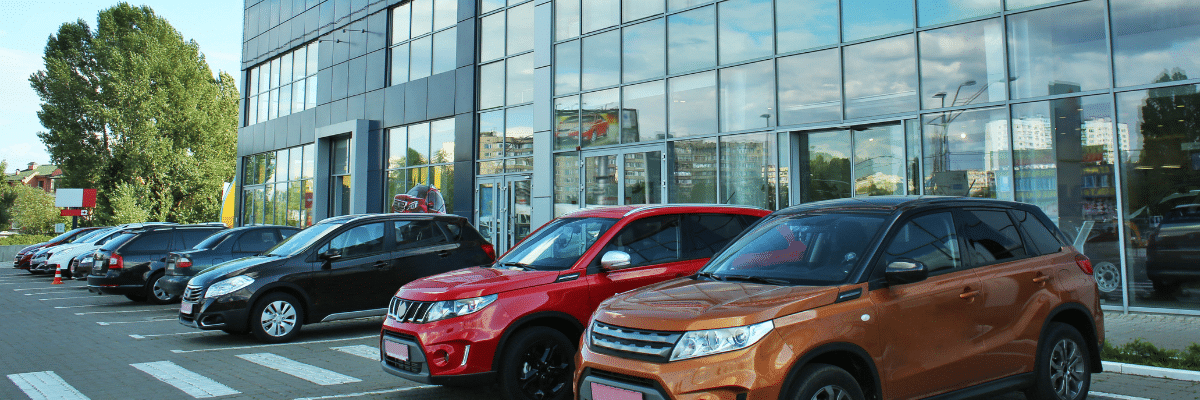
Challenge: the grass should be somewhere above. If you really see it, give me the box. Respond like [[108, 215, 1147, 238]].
[[0, 234, 53, 246], [1103, 339, 1200, 371]]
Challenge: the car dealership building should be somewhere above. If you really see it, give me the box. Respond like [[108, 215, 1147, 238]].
[[234, 0, 1200, 314]]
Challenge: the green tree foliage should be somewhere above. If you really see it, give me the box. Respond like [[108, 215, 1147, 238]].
[[5, 185, 68, 234], [29, 3, 239, 224], [0, 160, 15, 228]]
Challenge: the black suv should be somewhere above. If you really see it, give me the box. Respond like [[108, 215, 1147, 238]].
[[159, 225, 302, 298], [88, 223, 226, 303], [179, 213, 495, 343]]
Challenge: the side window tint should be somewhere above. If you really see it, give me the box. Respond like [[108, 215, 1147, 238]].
[[129, 231, 171, 252], [682, 214, 751, 260], [961, 210, 1027, 265], [280, 229, 298, 240], [328, 223, 387, 258], [178, 230, 217, 250], [238, 230, 280, 253], [394, 220, 448, 249], [880, 212, 961, 274], [1013, 210, 1063, 255], [603, 215, 682, 267], [438, 221, 462, 241]]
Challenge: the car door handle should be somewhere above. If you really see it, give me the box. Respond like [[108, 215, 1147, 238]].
[[960, 289, 981, 300], [373, 261, 389, 268], [1033, 275, 1051, 284], [437, 250, 451, 258]]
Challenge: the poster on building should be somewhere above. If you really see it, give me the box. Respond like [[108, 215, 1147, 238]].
[[555, 109, 619, 147]]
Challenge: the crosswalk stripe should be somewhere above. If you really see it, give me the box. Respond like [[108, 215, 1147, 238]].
[[331, 345, 378, 360], [6, 371, 90, 400], [131, 361, 240, 398], [236, 353, 362, 386]]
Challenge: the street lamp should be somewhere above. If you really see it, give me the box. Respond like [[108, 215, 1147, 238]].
[[760, 113, 772, 128]]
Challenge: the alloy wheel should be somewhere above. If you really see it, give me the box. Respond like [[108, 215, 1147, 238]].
[[1050, 338, 1086, 400], [260, 300, 297, 337], [152, 280, 172, 301], [518, 340, 570, 400], [1093, 262, 1120, 293], [809, 385, 852, 400]]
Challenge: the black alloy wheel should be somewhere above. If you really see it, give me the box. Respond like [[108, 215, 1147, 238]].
[[1027, 322, 1091, 400], [146, 273, 180, 305], [499, 327, 573, 400], [788, 364, 864, 400]]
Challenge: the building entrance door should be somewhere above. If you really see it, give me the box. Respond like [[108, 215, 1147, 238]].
[[476, 175, 532, 254], [580, 145, 665, 208], [794, 120, 916, 204]]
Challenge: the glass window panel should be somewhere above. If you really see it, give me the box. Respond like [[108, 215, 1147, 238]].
[[391, 43, 410, 85], [555, 96, 581, 150], [778, 49, 841, 125], [803, 130, 852, 201], [554, 153, 580, 216], [480, 60, 506, 109], [433, 28, 457, 75], [305, 76, 317, 109], [412, 0, 434, 36], [581, 88, 620, 147], [302, 179, 313, 226], [481, 0, 505, 14], [854, 124, 906, 196], [430, 118, 455, 164], [410, 35, 433, 80], [670, 138, 717, 203], [481, 12, 506, 62], [720, 133, 774, 209], [668, 71, 717, 138], [622, 80, 666, 142], [555, 40, 581, 94], [1007, 0, 1110, 99], [479, 160, 504, 174], [274, 182, 288, 225], [258, 92, 270, 123], [289, 147, 303, 181], [668, 0, 705, 12], [922, 106, 1009, 198], [1111, 0, 1200, 88], [918, 0, 1001, 27], [409, 123, 431, 166], [293, 47, 307, 80], [919, 18, 1006, 109], [302, 144, 314, 180], [389, 126, 409, 168], [242, 188, 256, 225], [286, 182, 302, 226], [268, 88, 279, 119], [507, 53, 535, 105], [247, 95, 258, 125], [243, 156, 256, 185], [270, 58, 280, 88], [432, 164, 454, 213], [387, 169, 409, 205], [556, 0, 582, 40], [624, 0, 663, 22], [255, 153, 267, 184], [582, 30, 621, 90], [668, 6, 716, 74], [508, 3, 535, 55], [278, 83, 292, 116], [624, 152, 661, 205], [842, 0, 914, 42], [906, 119, 921, 194], [392, 3, 411, 44], [479, 110, 504, 160], [623, 19, 666, 83], [844, 35, 917, 119], [307, 43, 318, 76], [280, 52, 293, 84], [506, 105, 535, 157], [292, 80, 305, 112], [256, 66, 267, 94], [717, 0, 773, 65], [778, 131, 791, 207], [1006, 0, 1055, 10], [582, 0, 619, 33], [332, 137, 350, 175], [776, 0, 838, 54], [507, 156, 534, 173], [434, 0, 457, 30], [585, 154, 619, 206], [719, 60, 775, 132]]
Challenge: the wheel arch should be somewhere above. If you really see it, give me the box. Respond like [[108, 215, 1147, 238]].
[[248, 283, 313, 323], [491, 311, 585, 372], [1039, 302, 1103, 373], [779, 342, 882, 400]]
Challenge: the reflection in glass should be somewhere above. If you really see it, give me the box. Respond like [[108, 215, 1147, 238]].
[[412, 0, 434, 37], [477, 182, 495, 243], [409, 123, 431, 166], [802, 130, 851, 201], [556, 0, 581, 40], [555, 153, 581, 216], [668, 6, 716, 74], [289, 147, 303, 181], [844, 35, 917, 119], [555, 96, 581, 150], [392, 3, 411, 44], [331, 176, 351, 217], [625, 0, 663, 22], [292, 82, 304, 113], [1007, 0, 1109, 99], [481, 0, 505, 14], [480, 61, 505, 109], [507, 53, 534, 105], [264, 185, 275, 224], [671, 138, 718, 203], [410, 36, 433, 80], [278, 84, 292, 116], [434, 0, 457, 31], [302, 144, 314, 180], [479, 161, 504, 175], [508, 3, 534, 55], [842, 0, 914, 42], [623, 19, 666, 83], [721, 133, 775, 209], [778, 131, 790, 207], [918, 0, 1000, 27], [430, 118, 455, 164], [585, 155, 619, 206], [1111, 0, 1200, 88], [1006, 0, 1055, 10], [433, 28, 456, 75], [432, 164, 454, 213], [583, 0, 619, 33], [305, 76, 317, 109], [854, 124, 906, 196], [622, 80, 666, 142], [776, 0, 838, 54], [625, 152, 662, 205], [506, 105, 535, 157], [718, 0, 773, 65], [275, 182, 288, 225], [479, 111, 503, 160], [922, 107, 1009, 198], [719, 60, 775, 132], [332, 137, 350, 175], [480, 13, 505, 62], [506, 157, 534, 173], [668, 0, 704, 12], [906, 120, 921, 194], [669, 72, 717, 138], [919, 19, 1006, 109], [582, 30, 621, 90], [581, 89, 620, 147], [555, 40, 581, 94]]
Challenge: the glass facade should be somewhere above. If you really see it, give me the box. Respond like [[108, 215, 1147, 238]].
[[387, 118, 457, 213], [245, 43, 318, 125], [241, 145, 315, 227], [390, 0, 459, 85]]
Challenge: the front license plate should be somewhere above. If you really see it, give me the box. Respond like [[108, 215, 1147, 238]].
[[180, 302, 194, 315], [385, 341, 409, 361], [591, 383, 643, 400]]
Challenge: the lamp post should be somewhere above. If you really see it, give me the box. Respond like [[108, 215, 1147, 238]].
[[760, 113, 771, 128]]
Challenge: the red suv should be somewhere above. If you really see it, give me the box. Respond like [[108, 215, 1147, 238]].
[[380, 205, 770, 400]]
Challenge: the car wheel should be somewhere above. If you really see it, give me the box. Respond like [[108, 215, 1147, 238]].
[[250, 292, 303, 343], [498, 326, 573, 400], [787, 363, 865, 400], [67, 259, 78, 279], [1027, 323, 1091, 400], [1092, 262, 1120, 294], [145, 273, 180, 305]]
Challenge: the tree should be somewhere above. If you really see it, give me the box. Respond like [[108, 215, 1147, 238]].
[[0, 160, 15, 228], [30, 3, 239, 224], [7, 185, 68, 234]]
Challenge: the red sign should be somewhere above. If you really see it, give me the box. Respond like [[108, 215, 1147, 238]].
[[60, 209, 83, 217]]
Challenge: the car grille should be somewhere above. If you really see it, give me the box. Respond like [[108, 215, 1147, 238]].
[[388, 298, 434, 323], [183, 285, 203, 303], [590, 321, 682, 362], [382, 331, 423, 373]]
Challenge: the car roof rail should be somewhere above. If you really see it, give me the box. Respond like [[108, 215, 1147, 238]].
[[623, 203, 769, 217]]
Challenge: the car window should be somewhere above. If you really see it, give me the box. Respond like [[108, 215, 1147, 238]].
[[1012, 210, 1063, 256], [237, 230, 281, 253], [498, 217, 617, 271], [193, 230, 234, 250], [602, 215, 682, 268], [127, 231, 171, 253], [704, 213, 887, 284], [178, 229, 218, 250], [438, 221, 462, 241], [961, 209, 1027, 266], [879, 212, 962, 275], [682, 214, 755, 261], [328, 222, 387, 258], [279, 228, 299, 240], [394, 220, 448, 249]]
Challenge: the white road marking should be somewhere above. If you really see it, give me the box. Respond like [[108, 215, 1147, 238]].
[[171, 335, 376, 354], [331, 345, 378, 360], [1089, 392, 1153, 400], [96, 318, 176, 326], [54, 305, 103, 309], [26, 291, 75, 296], [39, 296, 99, 301], [13, 286, 73, 291], [76, 308, 174, 315], [6, 371, 90, 400], [236, 353, 361, 386], [130, 331, 215, 340], [131, 361, 241, 398], [293, 385, 440, 400]]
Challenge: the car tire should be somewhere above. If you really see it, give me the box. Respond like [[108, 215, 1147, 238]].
[[1026, 322, 1091, 400], [786, 363, 865, 400], [498, 327, 574, 400], [145, 273, 180, 305], [250, 292, 303, 343]]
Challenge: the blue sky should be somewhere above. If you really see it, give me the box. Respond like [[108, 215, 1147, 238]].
[[0, 1, 243, 173]]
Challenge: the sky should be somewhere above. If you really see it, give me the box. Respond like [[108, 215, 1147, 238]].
[[0, 0, 244, 174]]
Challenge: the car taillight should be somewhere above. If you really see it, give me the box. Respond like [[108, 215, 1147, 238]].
[[177, 257, 192, 269], [482, 243, 496, 261], [1075, 254, 1093, 275], [109, 254, 124, 270]]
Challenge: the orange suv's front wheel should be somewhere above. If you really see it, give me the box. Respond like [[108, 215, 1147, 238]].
[[787, 364, 865, 400], [1027, 322, 1092, 400]]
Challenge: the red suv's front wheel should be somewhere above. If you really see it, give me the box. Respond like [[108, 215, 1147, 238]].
[[498, 327, 574, 400]]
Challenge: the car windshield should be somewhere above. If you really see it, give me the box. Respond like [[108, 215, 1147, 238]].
[[701, 213, 888, 285], [100, 233, 136, 252], [48, 228, 87, 243], [495, 217, 617, 271], [72, 229, 109, 243], [265, 223, 343, 257], [194, 230, 234, 250]]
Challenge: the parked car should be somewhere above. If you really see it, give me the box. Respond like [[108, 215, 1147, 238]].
[[29, 228, 115, 274], [575, 196, 1103, 400], [159, 225, 302, 298], [1146, 204, 1200, 298], [70, 223, 175, 280], [380, 204, 769, 400], [34, 227, 118, 276], [88, 223, 226, 303], [12, 227, 103, 270], [180, 213, 494, 343]]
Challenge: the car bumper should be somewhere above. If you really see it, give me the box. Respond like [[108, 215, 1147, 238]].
[[575, 340, 786, 400], [87, 268, 149, 294], [179, 296, 251, 332], [379, 330, 497, 386], [159, 275, 191, 297], [379, 316, 503, 386]]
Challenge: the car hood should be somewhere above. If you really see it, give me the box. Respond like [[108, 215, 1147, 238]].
[[594, 279, 842, 332], [47, 245, 97, 262], [188, 256, 286, 287], [397, 266, 559, 300]]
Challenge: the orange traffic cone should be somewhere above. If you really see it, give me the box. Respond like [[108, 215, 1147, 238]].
[[51, 264, 64, 285]]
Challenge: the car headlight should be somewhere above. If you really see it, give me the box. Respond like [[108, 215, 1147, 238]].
[[422, 294, 498, 323], [205, 276, 255, 298], [669, 320, 773, 361]]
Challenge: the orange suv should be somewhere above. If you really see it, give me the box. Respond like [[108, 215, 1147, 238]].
[[576, 196, 1103, 400]]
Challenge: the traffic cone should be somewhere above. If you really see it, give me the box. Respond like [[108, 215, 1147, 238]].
[[51, 264, 64, 285]]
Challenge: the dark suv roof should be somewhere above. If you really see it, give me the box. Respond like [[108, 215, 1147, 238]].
[[318, 213, 466, 225]]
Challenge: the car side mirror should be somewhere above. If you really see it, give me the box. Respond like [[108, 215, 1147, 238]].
[[599, 251, 631, 271], [885, 259, 928, 285], [320, 249, 343, 261]]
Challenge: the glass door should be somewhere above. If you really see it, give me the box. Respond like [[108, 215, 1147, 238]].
[[794, 121, 912, 204], [581, 145, 665, 208], [476, 175, 532, 254]]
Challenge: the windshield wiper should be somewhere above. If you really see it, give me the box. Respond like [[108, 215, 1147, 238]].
[[694, 271, 724, 281], [497, 262, 534, 270], [718, 274, 791, 285]]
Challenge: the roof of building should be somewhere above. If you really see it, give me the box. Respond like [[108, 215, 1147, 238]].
[[4, 164, 62, 184]]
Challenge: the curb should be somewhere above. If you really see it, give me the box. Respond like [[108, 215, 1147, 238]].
[[1103, 361, 1200, 382]]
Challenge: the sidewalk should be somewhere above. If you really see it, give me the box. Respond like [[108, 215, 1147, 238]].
[[1104, 311, 1200, 351]]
